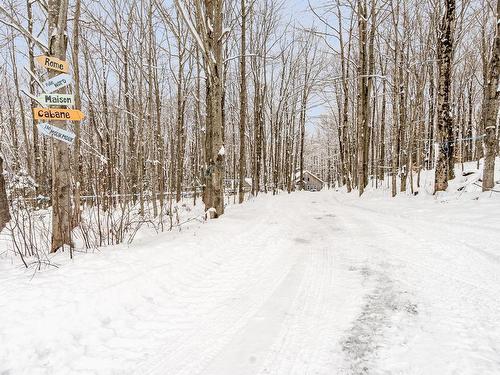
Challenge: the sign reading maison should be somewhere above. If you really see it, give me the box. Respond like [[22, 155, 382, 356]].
[[34, 108, 85, 121], [35, 55, 69, 73], [37, 93, 74, 107], [37, 122, 76, 144], [42, 74, 72, 93]]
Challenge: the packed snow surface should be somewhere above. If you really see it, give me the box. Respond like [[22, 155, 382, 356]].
[[1, 186, 500, 374]]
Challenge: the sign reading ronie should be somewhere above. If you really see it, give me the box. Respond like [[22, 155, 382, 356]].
[[35, 55, 70, 73]]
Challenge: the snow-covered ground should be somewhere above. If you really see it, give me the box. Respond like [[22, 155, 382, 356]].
[[1, 165, 500, 375]]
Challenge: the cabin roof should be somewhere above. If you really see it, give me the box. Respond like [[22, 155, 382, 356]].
[[294, 170, 324, 184]]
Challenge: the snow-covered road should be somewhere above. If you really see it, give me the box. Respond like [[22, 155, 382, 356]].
[[1, 191, 499, 375]]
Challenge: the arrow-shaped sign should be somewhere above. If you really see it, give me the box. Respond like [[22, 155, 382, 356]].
[[35, 55, 69, 73], [37, 123, 75, 144], [34, 108, 85, 121], [37, 93, 74, 107], [42, 73, 72, 93]]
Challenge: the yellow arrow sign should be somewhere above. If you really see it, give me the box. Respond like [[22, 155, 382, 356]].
[[35, 55, 69, 73], [34, 108, 85, 121]]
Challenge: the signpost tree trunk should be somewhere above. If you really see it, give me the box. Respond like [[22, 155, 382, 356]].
[[47, 0, 72, 252]]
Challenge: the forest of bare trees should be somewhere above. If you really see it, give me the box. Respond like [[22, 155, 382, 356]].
[[0, 0, 498, 260]]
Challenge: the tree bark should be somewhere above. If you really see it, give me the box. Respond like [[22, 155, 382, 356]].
[[48, 0, 73, 252], [356, 0, 368, 196], [200, 0, 225, 217], [238, 0, 247, 204], [434, 0, 456, 193], [482, 0, 500, 191], [27, 0, 42, 199], [0, 157, 10, 232], [72, 0, 82, 228]]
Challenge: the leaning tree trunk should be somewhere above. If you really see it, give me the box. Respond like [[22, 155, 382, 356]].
[[0, 157, 10, 232], [482, 0, 500, 191], [434, 0, 455, 193], [48, 0, 73, 252]]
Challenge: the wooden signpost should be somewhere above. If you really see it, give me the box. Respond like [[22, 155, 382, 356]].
[[37, 123, 76, 144], [42, 73, 73, 93], [37, 93, 74, 107], [35, 55, 69, 73], [34, 108, 85, 121], [32, 54, 84, 147]]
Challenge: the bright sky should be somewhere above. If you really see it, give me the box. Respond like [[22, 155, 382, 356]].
[[285, 0, 339, 130]]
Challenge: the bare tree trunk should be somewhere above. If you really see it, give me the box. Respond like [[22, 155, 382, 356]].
[[378, 58, 387, 181], [0, 157, 9, 232], [337, 1, 352, 192], [199, 0, 226, 217], [482, 0, 500, 191], [48, 0, 73, 252], [27, 0, 42, 198], [175, 39, 186, 203], [238, 0, 247, 204], [254, 83, 263, 195], [298, 84, 307, 190], [434, 0, 455, 192], [356, 0, 368, 196], [365, 0, 376, 188], [72, 0, 82, 228], [10, 43, 32, 178], [391, 1, 400, 197]]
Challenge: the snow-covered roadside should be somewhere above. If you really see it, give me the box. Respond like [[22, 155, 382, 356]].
[[325, 191, 500, 374], [1, 167, 499, 374], [0, 193, 364, 375]]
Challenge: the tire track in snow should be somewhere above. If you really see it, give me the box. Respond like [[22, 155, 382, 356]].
[[328, 194, 500, 374], [253, 201, 361, 375], [135, 196, 311, 375]]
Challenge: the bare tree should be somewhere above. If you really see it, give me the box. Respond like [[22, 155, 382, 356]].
[[434, 0, 456, 192], [48, 0, 73, 252], [482, 0, 500, 191], [238, 0, 247, 204], [0, 156, 9, 232]]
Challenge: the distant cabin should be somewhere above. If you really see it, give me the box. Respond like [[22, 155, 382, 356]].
[[295, 170, 324, 191], [224, 178, 252, 193]]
